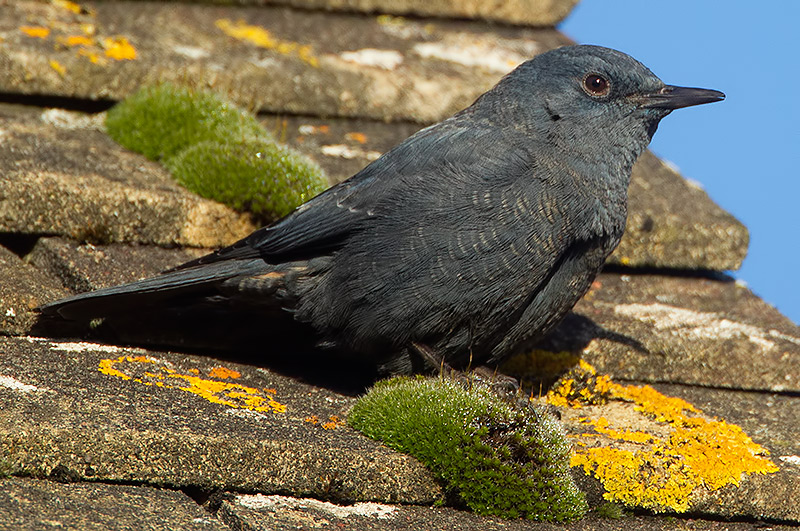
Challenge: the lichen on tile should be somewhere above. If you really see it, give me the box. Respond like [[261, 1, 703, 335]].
[[548, 361, 779, 512]]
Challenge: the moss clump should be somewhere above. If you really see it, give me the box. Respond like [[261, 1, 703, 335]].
[[165, 139, 327, 222], [105, 83, 268, 161], [104, 83, 329, 221], [594, 501, 626, 519], [348, 376, 587, 522]]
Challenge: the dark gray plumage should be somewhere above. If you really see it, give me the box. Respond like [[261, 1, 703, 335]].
[[40, 45, 724, 374]]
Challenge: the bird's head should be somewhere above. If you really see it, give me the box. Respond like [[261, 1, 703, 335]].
[[476, 45, 724, 168]]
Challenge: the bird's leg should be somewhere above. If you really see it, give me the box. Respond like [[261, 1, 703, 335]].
[[410, 342, 519, 395], [410, 341, 458, 377], [468, 365, 520, 396]]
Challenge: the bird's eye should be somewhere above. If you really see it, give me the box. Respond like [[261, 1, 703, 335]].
[[583, 74, 610, 97]]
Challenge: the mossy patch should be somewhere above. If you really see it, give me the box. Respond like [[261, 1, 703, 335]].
[[348, 376, 587, 522], [105, 83, 268, 161], [104, 83, 329, 221], [166, 139, 327, 222]]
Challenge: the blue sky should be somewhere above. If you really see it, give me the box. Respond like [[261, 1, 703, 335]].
[[560, 1, 799, 325]]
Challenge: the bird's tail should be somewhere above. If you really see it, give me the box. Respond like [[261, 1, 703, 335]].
[[38, 259, 270, 322]]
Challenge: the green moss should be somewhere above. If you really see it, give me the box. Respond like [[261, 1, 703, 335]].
[[0, 459, 12, 478], [165, 139, 327, 222], [348, 376, 587, 522], [594, 501, 625, 519], [105, 83, 268, 161]]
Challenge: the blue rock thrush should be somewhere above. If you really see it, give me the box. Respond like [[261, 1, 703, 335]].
[[40, 45, 724, 374]]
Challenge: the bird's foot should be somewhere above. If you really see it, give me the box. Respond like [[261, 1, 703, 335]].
[[410, 342, 519, 396]]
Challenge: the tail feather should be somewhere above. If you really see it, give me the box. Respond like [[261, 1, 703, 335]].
[[38, 259, 269, 321]]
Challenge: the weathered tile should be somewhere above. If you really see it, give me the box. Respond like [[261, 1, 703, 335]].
[[0, 336, 441, 503], [509, 272, 800, 392], [0, 1, 567, 121], [0, 477, 229, 531], [110, 0, 580, 27], [0, 244, 67, 336], [0, 105, 256, 247]]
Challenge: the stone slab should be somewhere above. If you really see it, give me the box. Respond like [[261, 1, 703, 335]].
[[0, 104, 256, 247], [611, 152, 748, 271], [0, 244, 67, 336], [650, 383, 800, 522], [0, 336, 441, 504], [217, 493, 795, 530], [0, 476, 229, 531], [510, 272, 800, 393], [96, 0, 579, 27], [548, 370, 798, 522], [0, 1, 567, 122], [27, 236, 204, 294]]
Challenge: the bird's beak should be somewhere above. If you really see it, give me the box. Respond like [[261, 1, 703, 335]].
[[641, 85, 725, 110]]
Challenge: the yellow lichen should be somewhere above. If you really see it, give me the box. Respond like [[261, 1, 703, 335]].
[[549, 362, 778, 512], [544, 358, 613, 409], [49, 59, 66, 76], [215, 18, 319, 67], [54, 0, 82, 14], [20, 26, 51, 39], [98, 356, 285, 413]]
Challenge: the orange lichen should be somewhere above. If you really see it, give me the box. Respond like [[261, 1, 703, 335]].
[[20, 26, 51, 39], [345, 132, 368, 144], [19, 4, 135, 67], [209, 367, 241, 379], [59, 35, 94, 47], [78, 48, 100, 63], [215, 18, 319, 67], [98, 356, 286, 414], [103, 37, 137, 60], [98, 355, 154, 380], [305, 415, 319, 424], [322, 415, 344, 430], [549, 361, 778, 512]]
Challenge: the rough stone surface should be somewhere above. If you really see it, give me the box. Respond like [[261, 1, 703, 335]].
[[553, 376, 798, 521], [0, 476, 229, 531], [509, 272, 800, 393], [104, 0, 580, 27], [0, 1, 793, 528], [27, 236, 204, 294], [0, 1, 567, 122], [650, 383, 800, 521], [611, 152, 748, 271], [0, 336, 441, 504], [0, 104, 256, 247], [0, 244, 67, 336], [217, 493, 796, 531]]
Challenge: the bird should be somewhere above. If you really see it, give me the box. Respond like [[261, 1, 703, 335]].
[[39, 45, 724, 375]]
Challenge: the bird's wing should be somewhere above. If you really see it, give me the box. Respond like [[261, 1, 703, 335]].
[[174, 120, 463, 269], [38, 121, 463, 318]]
